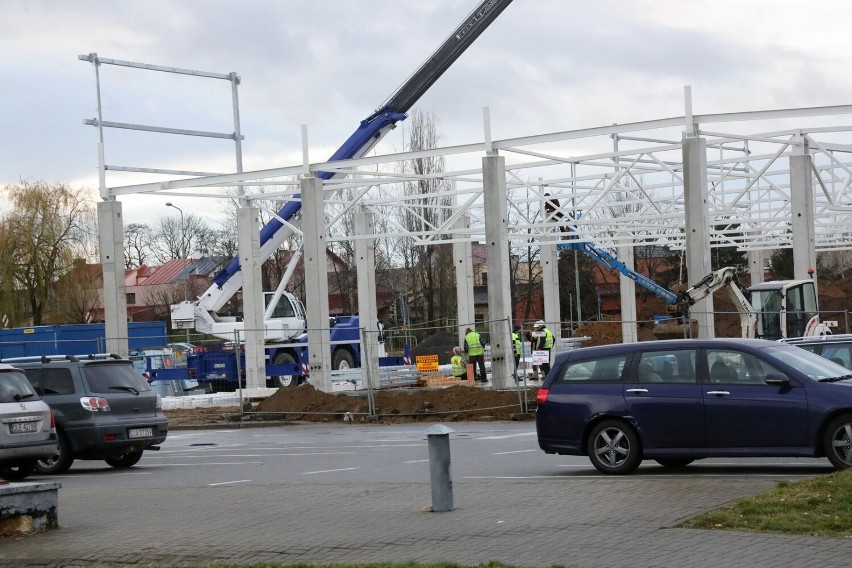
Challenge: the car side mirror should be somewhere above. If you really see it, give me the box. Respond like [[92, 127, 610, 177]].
[[764, 372, 791, 387]]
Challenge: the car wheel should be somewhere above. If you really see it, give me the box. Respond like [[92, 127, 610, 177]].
[[654, 458, 694, 468], [332, 349, 355, 370], [587, 419, 642, 475], [104, 447, 144, 469], [0, 459, 36, 481], [824, 414, 852, 470], [35, 433, 74, 475], [270, 351, 299, 388]]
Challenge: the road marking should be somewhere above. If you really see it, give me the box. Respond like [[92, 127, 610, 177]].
[[303, 467, 359, 475], [404, 459, 428, 464], [208, 479, 251, 486], [494, 449, 537, 455], [147, 461, 264, 467], [478, 432, 537, 440]]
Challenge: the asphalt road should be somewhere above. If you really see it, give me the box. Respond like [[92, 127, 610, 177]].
[[4, 421, 851, 568]]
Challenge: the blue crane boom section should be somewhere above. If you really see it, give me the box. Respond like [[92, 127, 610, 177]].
[[212, 0, 513, 291], [557, 241, 680, 305]]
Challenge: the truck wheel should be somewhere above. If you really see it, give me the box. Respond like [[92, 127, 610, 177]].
[[104, 447, 144, 468], [332, 349, 355, 370], [270, 351, 299, 388], [35, 433, 74, 475]]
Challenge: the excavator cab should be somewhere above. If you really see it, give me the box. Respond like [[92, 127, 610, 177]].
[[748, 280, 821, 340]]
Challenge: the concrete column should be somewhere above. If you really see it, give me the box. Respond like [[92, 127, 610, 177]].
[[301, 177, 332, 392], [790, 136, 817, 283], [683, 135, 715, 338], [97, 201, 128, 356], [355, 207, 380, 389], [482, 154, 514, 388], [618, 237, 638, 343], [238, 207, 266, 392], [453, 213, 475, 346], [540, 240, 560, 352], [748, 250, 764, 286]]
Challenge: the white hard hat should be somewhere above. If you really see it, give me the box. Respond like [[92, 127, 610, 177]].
[[534, 320, 545, 327]]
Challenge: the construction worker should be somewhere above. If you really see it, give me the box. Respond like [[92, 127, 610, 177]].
[[511, 324, 522, 378], [464, 327, 487, 382], [451, 346, 467, 381], [531, 320, 554, 378]]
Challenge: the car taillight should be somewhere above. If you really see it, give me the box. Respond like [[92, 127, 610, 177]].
[[50, 407, 56, 430], [536, 388, 550, 404], [80, 396, 111, 412]]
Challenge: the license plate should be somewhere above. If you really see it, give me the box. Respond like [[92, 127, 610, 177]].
[[10, 421, 39, 434], [128, 427, 153, 439]]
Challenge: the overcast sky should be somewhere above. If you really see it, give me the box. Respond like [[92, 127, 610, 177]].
[[3, 0, 851, 225]]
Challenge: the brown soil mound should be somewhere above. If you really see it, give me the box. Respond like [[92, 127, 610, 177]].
[[165, 384, 537, 426]]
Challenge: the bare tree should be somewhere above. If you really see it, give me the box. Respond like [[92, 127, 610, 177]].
[[397, 110, 454, 326], [150, 213, 209, 265], [0, 181, 97, 325], [124, 222, 154, 269]]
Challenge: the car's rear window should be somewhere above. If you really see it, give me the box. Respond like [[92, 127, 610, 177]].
[[83, 363, 153, 393], [554, 354, 629, 383], [0, 370, 39, 402]]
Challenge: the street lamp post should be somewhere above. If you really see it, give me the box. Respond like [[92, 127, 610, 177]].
[[165, 202, 189, 301]]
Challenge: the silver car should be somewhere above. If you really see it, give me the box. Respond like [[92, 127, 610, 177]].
[[0, 363, 57, 481]]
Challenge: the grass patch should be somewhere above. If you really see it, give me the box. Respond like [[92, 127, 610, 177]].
[[681, 467, 852, 537]]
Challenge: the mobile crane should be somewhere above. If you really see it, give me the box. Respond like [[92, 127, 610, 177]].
[[170, 0, 513, 387], [557, 240, 832, 340]]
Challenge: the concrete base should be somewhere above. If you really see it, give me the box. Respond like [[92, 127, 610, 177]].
[[0, 481, 61, 535]]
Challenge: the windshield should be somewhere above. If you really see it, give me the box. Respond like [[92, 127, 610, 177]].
[[763, 344, 851, 381]]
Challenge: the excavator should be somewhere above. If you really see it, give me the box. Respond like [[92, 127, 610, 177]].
[[557, 241, 833, 340]]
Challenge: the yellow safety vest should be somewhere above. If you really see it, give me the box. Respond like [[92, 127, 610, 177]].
[[542, 327, 554, 349], [512, 332, 521, 355], [451, 355, 466, 376], [465, 331, 484, 357]]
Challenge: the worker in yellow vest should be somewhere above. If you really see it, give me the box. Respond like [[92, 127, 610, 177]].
[[464, 327, 487, 383], [511, 324, 522, 378], [531, 320, 554, 378], [451, 347, 467, 381]]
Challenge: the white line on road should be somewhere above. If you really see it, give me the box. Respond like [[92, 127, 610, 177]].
[[404, 459, 428, 464], [303, 467, 359, 475], [478, 432, 537, 440], [494, 449, 538, 455], [208, 479, 251, 486]]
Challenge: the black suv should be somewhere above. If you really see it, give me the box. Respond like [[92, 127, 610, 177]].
[[3, 354, 168, 474], [783, 334, 852, 367]]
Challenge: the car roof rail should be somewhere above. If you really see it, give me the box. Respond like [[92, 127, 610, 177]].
[[81, 353, 125, 361], [0, 354, 80, 363]]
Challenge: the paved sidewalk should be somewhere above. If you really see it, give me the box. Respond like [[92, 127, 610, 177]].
[[3, 473, 852, 567]]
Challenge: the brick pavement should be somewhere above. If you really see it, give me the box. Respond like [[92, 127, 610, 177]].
[[3, 474, 852, 567]]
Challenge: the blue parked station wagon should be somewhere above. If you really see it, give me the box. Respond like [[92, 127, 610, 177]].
[[535, 338, 852, 474]]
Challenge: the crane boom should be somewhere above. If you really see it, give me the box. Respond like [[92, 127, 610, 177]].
[[193, 0, 513, 318]]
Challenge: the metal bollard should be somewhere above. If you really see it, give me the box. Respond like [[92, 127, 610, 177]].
[[424, 424, 454, 512]]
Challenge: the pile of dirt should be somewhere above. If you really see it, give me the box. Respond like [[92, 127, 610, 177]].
[[165, 384, 537, 426]]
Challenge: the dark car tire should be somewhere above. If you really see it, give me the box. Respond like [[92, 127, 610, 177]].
[[35, 433, 74, 475], [655, 458, 694, 468], [332, 349, 355, 370], [0, 459, 36, 481], [270, 351, 300, 388], [587, 419, 642, 475], [104, 447, 144, 469], [824, 414, 852, 470]]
